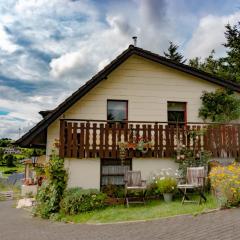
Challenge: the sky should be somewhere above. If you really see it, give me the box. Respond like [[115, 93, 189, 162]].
[[0, 0, 240, 139]]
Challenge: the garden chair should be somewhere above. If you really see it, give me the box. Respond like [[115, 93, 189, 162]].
[[177, 167, 207, 204], [124, 171, 147, 207]]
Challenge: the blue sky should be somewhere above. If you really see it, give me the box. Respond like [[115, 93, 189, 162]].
[[0, 0, 240, 139]]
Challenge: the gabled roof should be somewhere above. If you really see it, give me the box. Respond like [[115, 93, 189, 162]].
[[15, 45, 240, 147]]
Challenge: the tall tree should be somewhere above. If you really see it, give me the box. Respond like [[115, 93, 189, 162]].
[[164, 41, 186, 63], [222, 22, 240, 82], [189, 50, 222, 75], [189, 22, 240, 83]]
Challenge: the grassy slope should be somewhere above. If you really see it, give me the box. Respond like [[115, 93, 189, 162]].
[[60, 194, 218, 224], [0, 165, 24, 178]]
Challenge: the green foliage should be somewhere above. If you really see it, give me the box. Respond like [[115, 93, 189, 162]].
[[189, 22, 240, 83], [0, 165, 24, 177], [199, 88, 240, 122], [222, 22, 240, 83], [176, 147, 211, 178], [21, 148, 45, 158], [3, 169, 17, 174], [0, 138, 12, 148], [60, 187, 107, 215], [155, 177, 177, 194], [209, 164, 240, 208], [189, 50, 226, 77], [101, 185, 125, 198], [4, 154, 16, 167], [34, 166, 45, 177], [164, 41, 186, 63], [175, 128, 211, 177], [34, 151, 67, 219], [0, 148, 4, 165], [145, 182, 158, 197], [56, 194, 217, 224]]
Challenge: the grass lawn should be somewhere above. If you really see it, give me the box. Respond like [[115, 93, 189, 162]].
[[59, 194, 218, 224], [0, 165, 24, 177]]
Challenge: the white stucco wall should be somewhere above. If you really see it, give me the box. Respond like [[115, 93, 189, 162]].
[[63, 158, 178, 189], [132, 158, 178, 182], [64, 158, 100, 189]]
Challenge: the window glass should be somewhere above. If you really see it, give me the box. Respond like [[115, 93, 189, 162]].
[[168, 102, 186, 124], [107, 100, 128, 121]]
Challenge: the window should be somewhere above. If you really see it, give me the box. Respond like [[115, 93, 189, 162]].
[[107, 100, 128, 121], [101, 158, 132, 188], [167, 102, 187, 125]]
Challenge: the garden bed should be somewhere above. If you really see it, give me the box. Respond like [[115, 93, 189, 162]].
[[53, 194, 218, 224]]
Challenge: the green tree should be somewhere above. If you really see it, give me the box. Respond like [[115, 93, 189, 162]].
[[222, 22, 240, 82], [199, 88, 240, 122], [0, 138, 12, 147], [164, 41, 186, 63], [4, 154, 16, 167], [0, 148, 4, 165], [189, 22, 240, 83], [189, 50, 222, 75]]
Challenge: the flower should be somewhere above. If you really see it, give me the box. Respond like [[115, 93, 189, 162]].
[[155, 177, 177, 194]]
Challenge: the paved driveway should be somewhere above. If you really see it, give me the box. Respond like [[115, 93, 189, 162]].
[[0, 201, 240, 240]]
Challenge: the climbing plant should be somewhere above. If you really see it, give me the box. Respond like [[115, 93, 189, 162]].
[[34, 150, 68, 219]]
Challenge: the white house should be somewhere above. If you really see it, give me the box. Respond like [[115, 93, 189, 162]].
[[16, 45, 240, 189]]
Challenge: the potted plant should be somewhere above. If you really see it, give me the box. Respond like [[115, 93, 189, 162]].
[[156, 177, 177, 202]]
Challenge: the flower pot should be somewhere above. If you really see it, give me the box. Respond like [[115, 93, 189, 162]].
[[163, 193, 173, 202], [127, 143, 136, 149]]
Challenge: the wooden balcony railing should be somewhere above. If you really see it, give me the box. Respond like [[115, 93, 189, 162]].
[[59, 119, 240, 159]]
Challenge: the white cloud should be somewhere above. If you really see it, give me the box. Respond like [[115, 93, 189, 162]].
[[0, 25, 18, 53], [50, 50, 93, 79], [49, 14, 135, 82], [15, 0, 99, 19], [185, 11, 240, 58]]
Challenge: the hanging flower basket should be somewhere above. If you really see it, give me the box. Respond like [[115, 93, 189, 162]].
[[127, 143, 137, 149], [118, 136, 154, 162]]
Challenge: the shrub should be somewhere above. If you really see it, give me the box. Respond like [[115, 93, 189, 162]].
[[155, 177, 177, 194], [34, 151, 68, 219], [4, 154, 16, 167], [3, 169, 17, 174], [209, 163, 240, 208], [101, 185, 125, 198], [60, 187, 107, 215]]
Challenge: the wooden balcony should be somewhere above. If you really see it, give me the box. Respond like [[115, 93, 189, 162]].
[[59, 119, 240, 159]]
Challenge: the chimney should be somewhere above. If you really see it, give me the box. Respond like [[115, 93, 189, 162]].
[[132, 36, 137, 47]]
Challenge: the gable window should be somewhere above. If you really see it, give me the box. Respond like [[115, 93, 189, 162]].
[[167, 102, 187, 125], [107, 100, 128, 121]]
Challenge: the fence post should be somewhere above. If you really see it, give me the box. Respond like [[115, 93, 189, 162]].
[[59, 119, 65, 158]]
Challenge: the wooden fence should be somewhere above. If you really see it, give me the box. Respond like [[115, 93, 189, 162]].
[[59, 119, 240, 159]]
